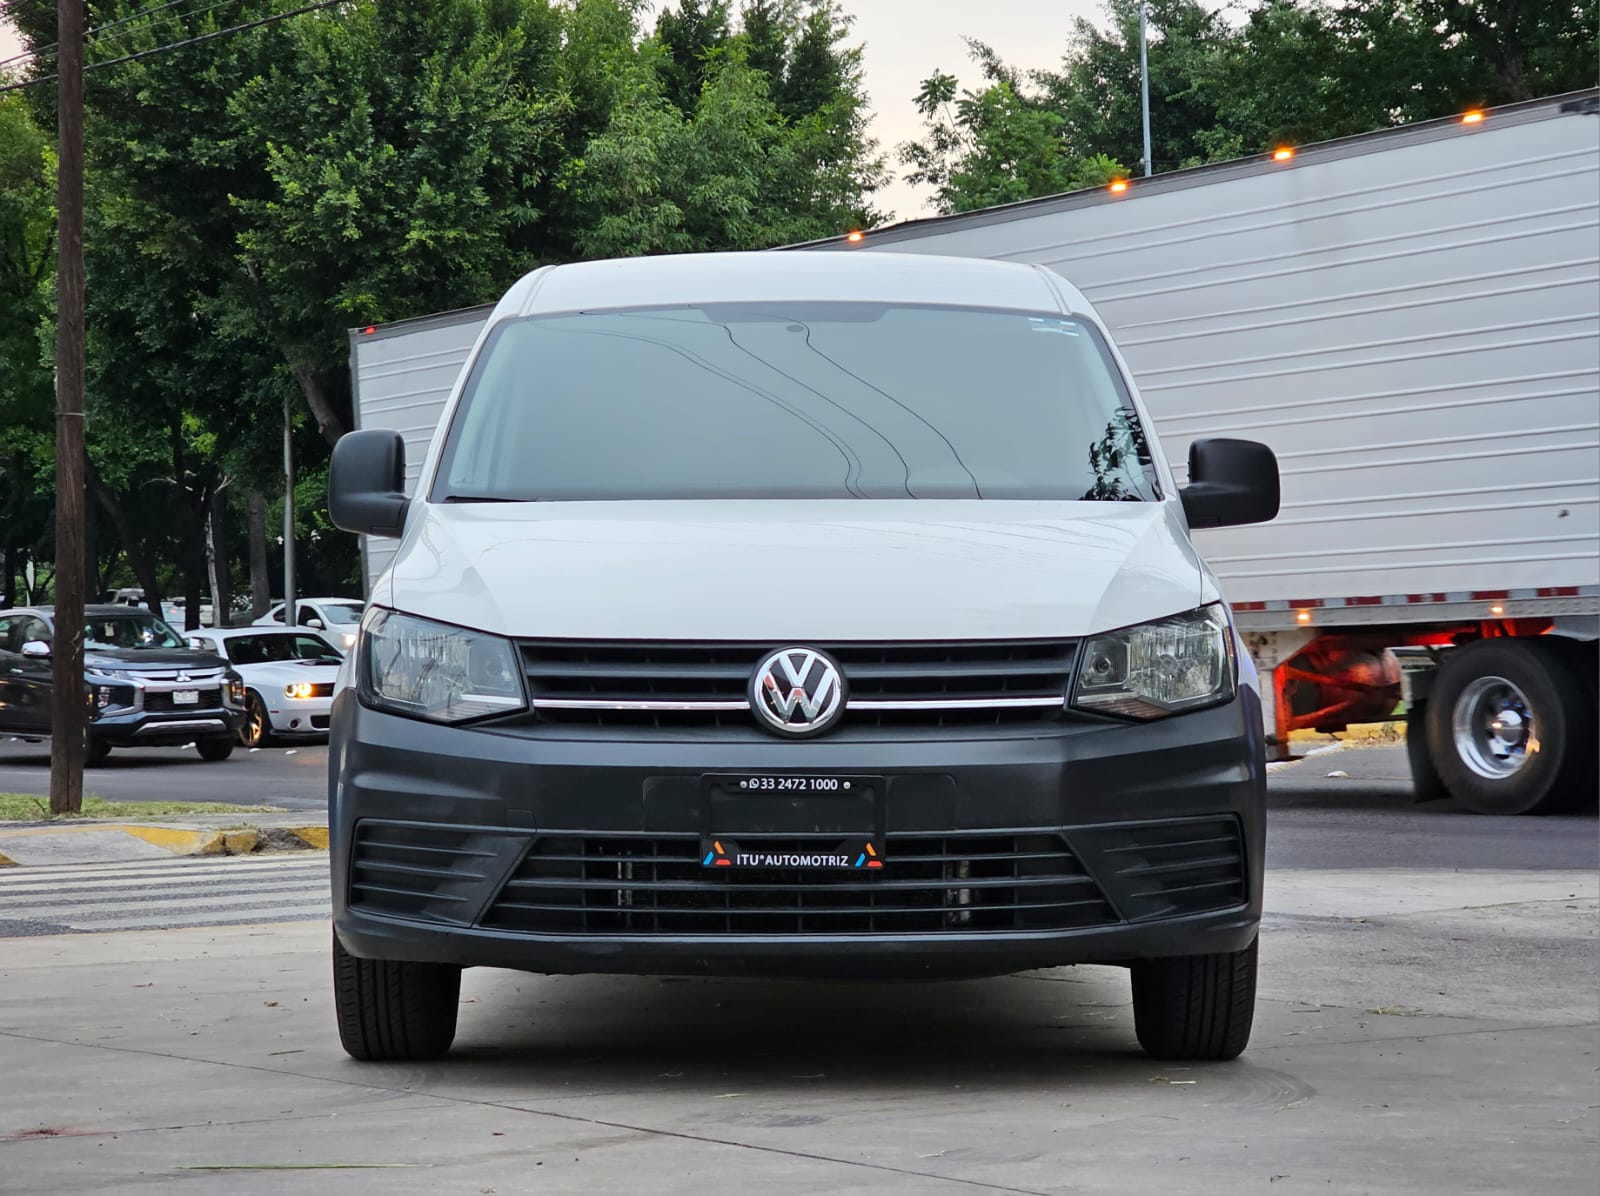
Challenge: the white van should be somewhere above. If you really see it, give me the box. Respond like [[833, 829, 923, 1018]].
[[326, 251, 1280, 1064]]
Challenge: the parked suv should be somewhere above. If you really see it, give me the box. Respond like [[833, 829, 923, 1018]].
[[0, 605, 246, 763], [326, 251, 1279, 1064]]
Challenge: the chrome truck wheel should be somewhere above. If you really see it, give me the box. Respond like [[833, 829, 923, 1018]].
[[1426, 640, 1594, 815]]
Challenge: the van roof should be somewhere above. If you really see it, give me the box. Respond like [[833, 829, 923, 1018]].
[[506, 251, 1087, 320]]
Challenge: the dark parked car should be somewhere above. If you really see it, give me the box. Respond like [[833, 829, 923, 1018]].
[[0, 605, 246, 763]]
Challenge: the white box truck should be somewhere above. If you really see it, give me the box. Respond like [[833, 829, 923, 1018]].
[[347, 90, 1599, 814]]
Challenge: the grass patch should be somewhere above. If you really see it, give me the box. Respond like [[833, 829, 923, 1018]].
[[0, 794, 284, 822]]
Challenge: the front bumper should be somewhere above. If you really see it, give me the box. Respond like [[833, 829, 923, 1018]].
[[330, 692, 1265, 979], [267, 696, 333, 737], [90, 706, 245, 748]]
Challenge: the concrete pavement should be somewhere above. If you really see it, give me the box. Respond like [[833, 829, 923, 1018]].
[[1, 858, 1595, 1194]]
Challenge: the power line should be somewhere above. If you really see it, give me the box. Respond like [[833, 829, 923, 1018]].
[[0, 0, 345, 94], [0, 0, 250, 74]]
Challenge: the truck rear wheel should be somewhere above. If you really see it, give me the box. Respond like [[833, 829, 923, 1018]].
[[1425, 639, 1593, 815], [1130, 938, 1257, 1061], [333, 931, 461, 1061]]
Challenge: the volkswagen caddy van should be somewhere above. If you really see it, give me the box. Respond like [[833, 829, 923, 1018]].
[[326, 251, 1279, 1063]]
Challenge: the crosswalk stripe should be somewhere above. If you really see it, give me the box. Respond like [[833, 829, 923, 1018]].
[[0, 864, 327, 897], [0, 856, 326, 884], [2, 884, 329, 920], [0, 854, 334, 936]]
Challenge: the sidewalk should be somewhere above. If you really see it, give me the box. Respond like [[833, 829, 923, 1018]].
[[0, 810, 328, 867]]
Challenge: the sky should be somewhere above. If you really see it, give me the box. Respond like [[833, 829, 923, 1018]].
[[0, 1, 1107, 220]]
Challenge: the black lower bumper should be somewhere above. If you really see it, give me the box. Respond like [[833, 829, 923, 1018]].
[[329, 692, 1265, 979], [91, 707, 243, 748]]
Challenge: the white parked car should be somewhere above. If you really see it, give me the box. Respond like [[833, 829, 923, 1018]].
[[252, 597, 364, 651], [188, 627, 345, 748]]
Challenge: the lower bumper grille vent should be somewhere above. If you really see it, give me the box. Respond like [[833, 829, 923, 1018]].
[[482, 830, 1117, 936]]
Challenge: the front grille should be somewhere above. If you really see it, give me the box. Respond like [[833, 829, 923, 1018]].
[[143, 687, 222, 712], [482, 830, 1116, 936], [1076, 818, 1247, 921], [521, 639, 1077, 730]]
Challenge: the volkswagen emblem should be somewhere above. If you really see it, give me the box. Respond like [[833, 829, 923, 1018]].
[[750, 647, 847, 737]]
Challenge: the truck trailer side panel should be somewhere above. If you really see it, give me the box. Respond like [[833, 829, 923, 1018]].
[[805, 95, 1600, 624], [348, 306, 491, 593]]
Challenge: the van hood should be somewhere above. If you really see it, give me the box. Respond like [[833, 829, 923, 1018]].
[[384, 500, 1205, 642]]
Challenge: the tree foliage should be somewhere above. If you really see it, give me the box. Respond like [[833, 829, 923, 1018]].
[[0, 0, 887, 608], [902, 0, 1598, 214]]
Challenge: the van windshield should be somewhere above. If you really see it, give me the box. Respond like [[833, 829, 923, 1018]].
[[432, 302, 1160, 503]]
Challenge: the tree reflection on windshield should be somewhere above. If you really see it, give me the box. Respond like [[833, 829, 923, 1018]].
[[84, 615, 184, 649]]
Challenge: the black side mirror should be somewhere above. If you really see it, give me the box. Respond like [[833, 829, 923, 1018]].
[[1180, 438, 1279, 529], [329, 429, 409, 538]]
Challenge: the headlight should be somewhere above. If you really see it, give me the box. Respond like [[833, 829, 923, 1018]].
[[285, 682, 316, 700], [1071, 604, 1235, 720], [359, 609, 524, 724], [227, 675, 246, 705], [341, 631, 357, 651], [86, 668, 131, 681]]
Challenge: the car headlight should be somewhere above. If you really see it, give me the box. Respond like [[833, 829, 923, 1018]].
[[340, 631, 357, 651], [359, 609, 524, 723], [86, 668, 131, 682], [285, 682, 316, 700], [226, 675, 246, 705], [1070, 604, 1235, 720]]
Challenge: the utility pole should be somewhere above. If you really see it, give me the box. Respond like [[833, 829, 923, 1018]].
[[1139, 2, 1153, 178], [283, 393, 295, 619], [50, 0, 87, 816]]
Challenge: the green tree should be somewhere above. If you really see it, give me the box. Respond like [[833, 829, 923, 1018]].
[[655, 0, 732, 115], [0, 94, 55, 606], [559, 2, 883, 253], [899, 43, 1128, 215]]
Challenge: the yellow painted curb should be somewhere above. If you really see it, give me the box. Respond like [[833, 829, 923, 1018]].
[[287, 826, 329, 851], [122, 825, 214, 855]]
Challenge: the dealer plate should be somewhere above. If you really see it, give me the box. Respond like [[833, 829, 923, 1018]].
[[700, 774, 885, 870]]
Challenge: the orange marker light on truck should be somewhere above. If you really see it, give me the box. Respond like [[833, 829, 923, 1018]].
[[1462, 110, 1485, 124], [1108, 179, 1129, 193], [1272, 146, 1295, 161], [845, 230, 864, 243]]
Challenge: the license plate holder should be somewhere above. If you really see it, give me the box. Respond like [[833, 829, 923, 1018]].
[[172, 690, 199, 706], [700, 774, 885, 870]]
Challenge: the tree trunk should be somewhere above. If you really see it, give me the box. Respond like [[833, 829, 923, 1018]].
[[206, 481, 232, 627], [288, 359, 347, 447], [87, 467, 164, 618], [247, 489, 271, 619]]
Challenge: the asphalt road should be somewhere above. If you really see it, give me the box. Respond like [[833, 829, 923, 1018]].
[[4, 737, 1595, 874], [0, 735, 329, 811]]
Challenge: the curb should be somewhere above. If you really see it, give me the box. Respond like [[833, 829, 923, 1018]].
[[0, 822, 328, 868], [1287, 720, 1406, 746]]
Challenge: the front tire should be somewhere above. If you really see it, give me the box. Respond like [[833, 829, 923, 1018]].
[[196, 737, 235, 762], [333, 930, 461, 1061], [85, 736, 111, 767], [1425, 639, 1592, 815], [1131, 937, 1257, 1061], [239, 691, 273, 748]]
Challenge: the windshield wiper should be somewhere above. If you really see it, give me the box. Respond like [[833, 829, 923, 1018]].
[[441, 494, 527, 503]]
